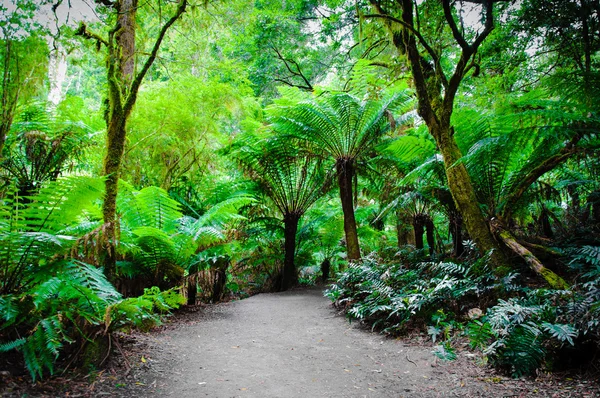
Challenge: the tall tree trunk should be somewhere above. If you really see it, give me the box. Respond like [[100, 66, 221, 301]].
[[433, 125, 501, 262], [337, 159, 361, 261], [368, 0, 506, 269], [102, 110, 127, 281], [101, 0, 137, 282], [281, 213, 300, 291], [76, 0, 186, 282]]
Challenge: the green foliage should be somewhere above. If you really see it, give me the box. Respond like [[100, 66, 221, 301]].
[[326, 254, 495, 334], [328, 250, 600, 377]]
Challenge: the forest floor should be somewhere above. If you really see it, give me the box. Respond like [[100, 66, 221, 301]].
[[2, 285, 599, 397]]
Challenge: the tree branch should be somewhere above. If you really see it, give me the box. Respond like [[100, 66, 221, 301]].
[[271, 46, 314, 91], [124, 0, 187, 116], [442, 0, 470, 51], [75, 22, 108, 48]]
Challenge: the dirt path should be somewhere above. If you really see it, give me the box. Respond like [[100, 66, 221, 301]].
[[127, 287, 506, 397], [2, 287, 598, 397]]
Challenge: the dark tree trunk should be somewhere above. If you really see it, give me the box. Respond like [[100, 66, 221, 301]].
[[539, 207, 554, 238], [211, 256, 229, 303], [425, 217, 435, 256], [187, 278, 197, 305], [449, 211, 464, 257], [589, 191, 600, 232], [336, 159, 361, 261], [281, 213, 300, 291], [321, 258, 331, 282], [413, 215, 425, 250]]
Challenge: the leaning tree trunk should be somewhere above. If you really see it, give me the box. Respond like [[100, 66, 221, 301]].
[[432, 124, 503, 265], [337, 159, 361, 261], [281, 213, 300, 291], [490, 219, 568, 289]]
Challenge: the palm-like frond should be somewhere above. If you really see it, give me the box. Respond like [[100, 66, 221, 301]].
[[454, 81, 600, 220], [234, 134, 332, 218], [270, 91, 412, 161], [0, 177, 104, 294]]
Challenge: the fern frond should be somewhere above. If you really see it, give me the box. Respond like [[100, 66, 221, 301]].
[[542, 322, 578, 346]]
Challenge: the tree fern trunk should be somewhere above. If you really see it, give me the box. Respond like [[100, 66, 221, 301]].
[[425, 216, 435, 256], [337, 159, 361, 261], [281, 213, 300, 291], [396, 209, 411, 248], [449, 211, 464, 257], [413, 215, 424, 250]]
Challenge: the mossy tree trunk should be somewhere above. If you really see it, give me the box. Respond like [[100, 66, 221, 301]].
[[490, 219, 569, 289], [77, 0, 187, 281], [367, 0, 506, 270], [337, 158, 361, 261]]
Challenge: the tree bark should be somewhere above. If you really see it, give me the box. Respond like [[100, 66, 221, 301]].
[[490, 219, 569, 289], [337, 159, 361, 261], [425, 216, 435, 256], [320, 258, 331, 282], [368, 0, 506, 269], [434, 127, 501, 262], [413, 214, 425, 250], [78, 0, 187, 281], [281, 213, 300, 291], [396, 208, 412, 247], [449, 211, 464, 257]]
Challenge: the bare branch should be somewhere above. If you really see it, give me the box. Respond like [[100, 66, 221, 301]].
[[271, 46, 314, 91]]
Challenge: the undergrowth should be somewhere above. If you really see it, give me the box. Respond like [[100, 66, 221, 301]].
[[326, 247, 600, 377]]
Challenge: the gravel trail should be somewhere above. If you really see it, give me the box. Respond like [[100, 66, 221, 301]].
[[131, 286, 499, 397]]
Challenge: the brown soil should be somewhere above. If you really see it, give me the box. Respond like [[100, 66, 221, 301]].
[[1, 286, 599, 397]]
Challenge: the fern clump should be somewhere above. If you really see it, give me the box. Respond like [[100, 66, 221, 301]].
[[325, 253, 495, 334], [328, 247, 600, 378], [0, 178, 187, 381]]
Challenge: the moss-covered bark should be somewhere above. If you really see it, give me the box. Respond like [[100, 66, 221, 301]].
[[367, 0, 506, 270], [77, 0, 187, 281], [491, 220, 569, 290]]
